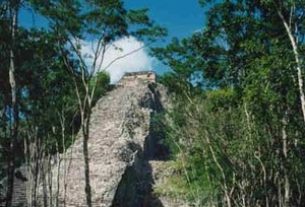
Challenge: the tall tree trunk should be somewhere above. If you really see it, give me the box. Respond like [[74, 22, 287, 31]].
[[277, 9, 305, 124], [281, 111, 290, 207], [83, 111, 92, 207], [6, 1, 19, 206]]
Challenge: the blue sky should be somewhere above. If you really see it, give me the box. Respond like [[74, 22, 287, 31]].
[[125, 0, 207, 74], [125, 0, 205, 40], [19, 1, 207, 80], [20, 1, 206, 40]]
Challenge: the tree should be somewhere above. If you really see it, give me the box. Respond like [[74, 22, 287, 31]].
[[154, 0, 305, 206], [4, 1, 20, 206], [1, 1, 111, 205]]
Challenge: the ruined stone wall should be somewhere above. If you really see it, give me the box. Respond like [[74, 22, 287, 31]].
[[118, 72, 156, 87]]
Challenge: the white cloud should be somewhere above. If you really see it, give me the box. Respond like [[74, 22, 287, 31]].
[[81, 36, 153, 83]]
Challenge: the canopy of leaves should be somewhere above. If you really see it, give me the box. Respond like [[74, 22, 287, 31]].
[[155, 0, 305, 205]]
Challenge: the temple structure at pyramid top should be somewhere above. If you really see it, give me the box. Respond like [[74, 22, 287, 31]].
[[117, 71, 156, 86]]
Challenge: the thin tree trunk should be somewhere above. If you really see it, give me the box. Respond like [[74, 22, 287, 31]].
[[42, 160, 48, 207], [60, 111, 68, 207], [83, 111, 92, 207], [277, 9, 305, 124], [6, 2, 19, 206], [204, 130, 231, 207], [55, 143, 61, 207], [33, 133, 41, 207], [281, 111, 290, 207], [47, 153, 53, 207]]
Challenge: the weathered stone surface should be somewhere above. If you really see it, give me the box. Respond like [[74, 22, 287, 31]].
[[36, 79, 168, 207]]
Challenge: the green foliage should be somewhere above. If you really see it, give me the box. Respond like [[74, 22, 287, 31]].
[[156, 0, 305, 206], [163, 90, 305, 205], [90, 71, 110, 106], [205, 88, 237, 110]]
